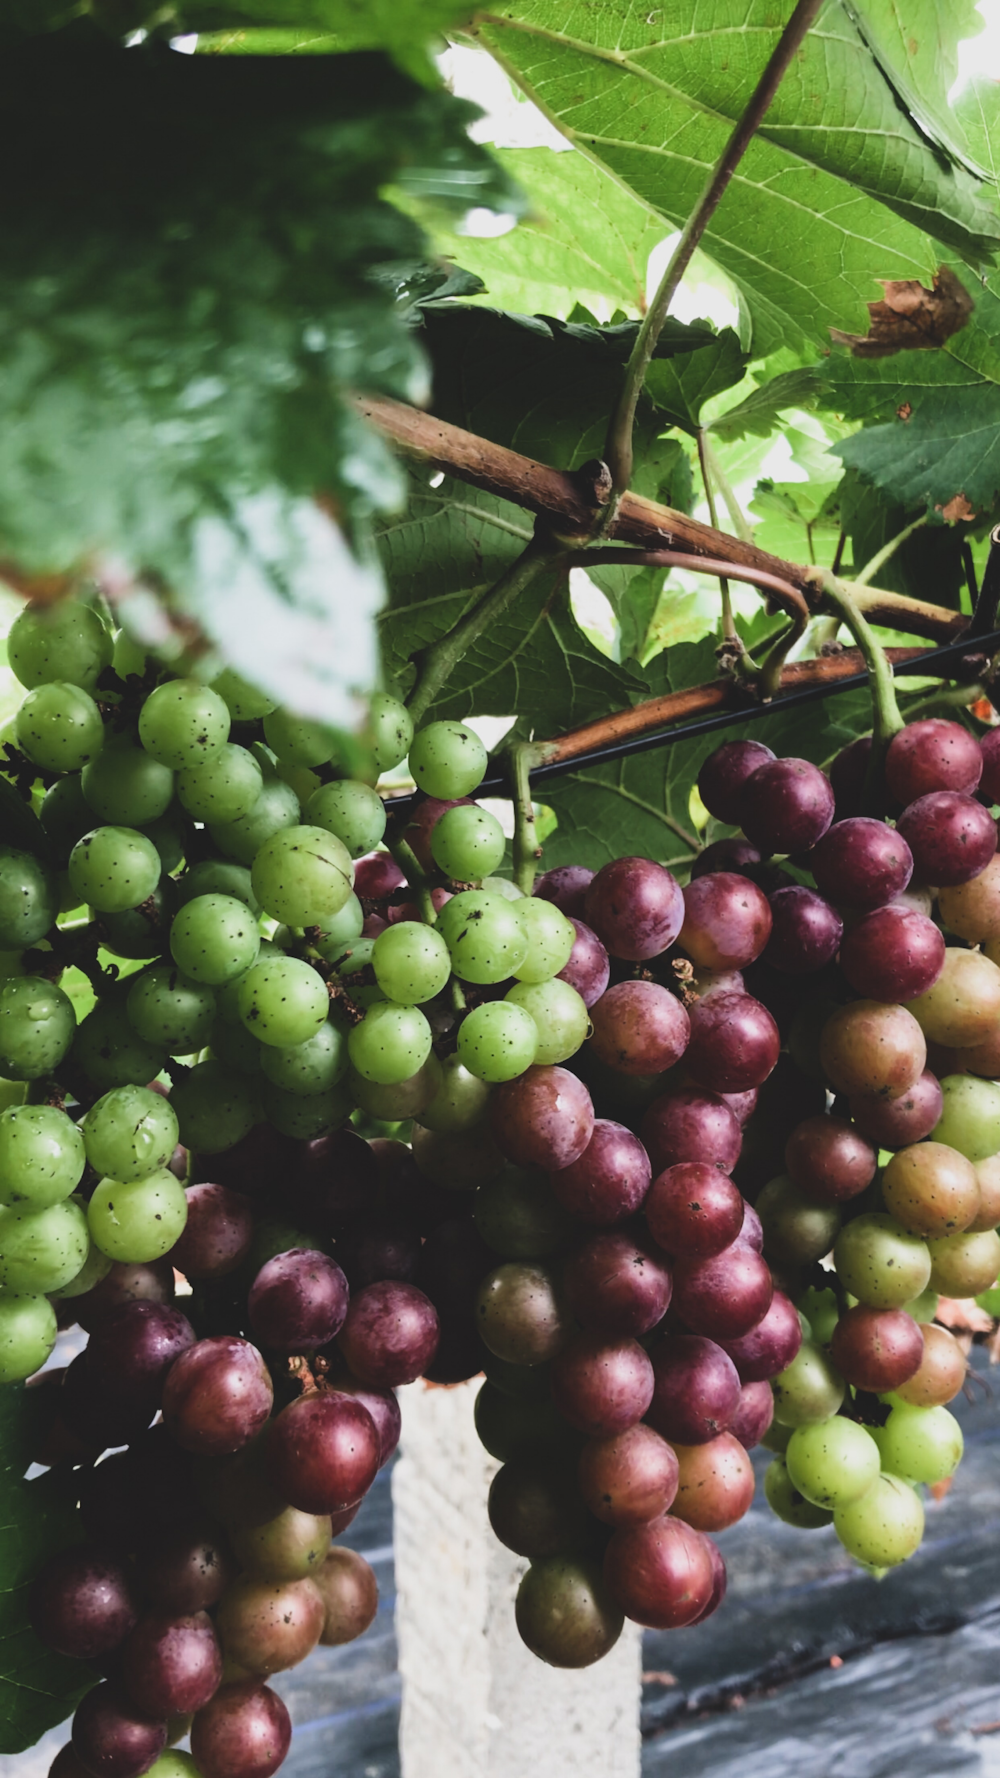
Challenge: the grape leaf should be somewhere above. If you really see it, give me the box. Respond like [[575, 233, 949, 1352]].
[[838, 470, 967, 609], [710, 367, 829, 443], [748, 480, 843, 569], [643, 330, 748, 435]]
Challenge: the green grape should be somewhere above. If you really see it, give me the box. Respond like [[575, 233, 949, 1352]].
[[259, 1017, 349, 1096], [311, 893, 364, 959], [761, 1420, 792, 1456], [833, 1214, 931, 1309], [371, 922, 451, 1005], [482, 877, 524, 902], [0, 1291, 58, 1383], [474, 1164, 573, 1258], [275, 759, 323, 805], [504, 979, 587, 1066], [174, 860, 259, 914], [347, 1001, 433, 1084], [138, 678, 231, 770], [237, 955, 329, 1049], [796, 1284, 839, 1347], [871, 1403, 963, 1483], [72, 992, 166, 1090], [262, 709, 337, 768], [68, 826, 161, 913], [88, 1167, 188, 1262], [127, 965, 216, 1053], [305, 780, 386, 858], [53, 1239, 113, 1298], [418, 1053, 491, 1132], [0, 976, 76, 1080], [8, 600, 112, 694], [513, 898, 576, 984], [408, 722, 487, 799], [771, 1341, 846, 1426], [100, 887, 172, 961], [147, 1752, 200, 1778], [0, 1104, 85, 1206], [82, 738, 175, 825], [933, 1074, 1000, 1162], [833, 1473, 923, 1568], [0, 1197, 89, 1292], [250, 825, 353, 927], [170, 893, 260, 986], [176, 743, 264, 824], [210, 668, 276, 722], [39, 774, 93, 864], [209, 777, 300, 867], [112, 629, 147, 679], [171, 1060, 257, 1151], [430, 806, 505, 882], [763, 1457, 833, 1528], [0, 846, 58, 949], [348, 1052, 442, 1121], [367, 693, 413, 773], [215, 938, 279, 1025], [437, 891, 529, 984], [209, 1016, 262, 1075], [141, 809, 189, 876], [785, 1418, 880, 1509], [458, 1002, 538, 1083], [82, 1084, 180, 1184], [260, 1078, 351, 1140], [15, 683, 105, 773], [901, 1285, 939, 1324]]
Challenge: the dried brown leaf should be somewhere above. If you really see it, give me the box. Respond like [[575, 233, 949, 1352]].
[[830, 265, 974, 358]]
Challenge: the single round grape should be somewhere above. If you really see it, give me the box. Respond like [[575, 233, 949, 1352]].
[[0, 1196, 89, 1292], [68, 825, 161, 913], [895, 1322, 967, 1407], [906, 946, 1000, 1047], [587, 979, 689, 1076], [819, 1000, 926, 1100], [849, 1069, 943, 1150], [429, 804, 505, 882], [926, 1226, 1000, 1295], [313, 1547, 379, 1648], [679, 873, 772, 970], [71, 1681, 168, 1777], [476, 1260, 568, 1366], [741, 757, 835, 855], [88, 1168, 188, 1263], [250, 825, 353, 928], [15, 682, 104, 773], [602, 1514, 715, 1630], [417, 1053, 491, 1132], [505, 978, 587, 1066], [170, 893, 260, 986], [511, 897, 576, 985], [236, 955, 329, 1049], [785, 1418, 880, 1509], [833, 1212, 931, 1308], [347, 1002, 432, 1084], [515, 1556, 623, 1669], [362, 691, 412, 773], [881, 1139, 979, 1237], [719, 1290, 802, 1383], [897, 790, 997, 887], [829, 1304, 924, 1392], [260, 708, 335, 768], [408, 721, 487, 799], [0, 846, 57, 950], [698, 740, 776, 823], [583, 857, 684, 961], [754, 1173, 841, 1267], [640, 1085, 741, 1175], [670, 1432, 755, 1532], [138, 679, 230, 770], [436, 889, 529, 984], [491, 1064, 595, 1171], [229, 1501, 332, 1584], [0, 1104, 85, 1206], [209, 776, 300, 867], [764, 1457, 833, 1529], [311, 893, 365, 958], [305, 780, 386, 859], [175, 743, 263, 824], [266, 1389, 380, 1512], [811, 816, 913, 909], [0, 975, 75, 1081], [685, 991, 780, 1094], [82, 737, 175, 826], [833, 1473, 924, 1567], [71, 991, 166, 1091], [886, 718, 983, 802], [784, 1114, 875, 1205], [171, 1062, 256, 1152], [164, 1336, 273, 1457], [839, 905, 945, 1004], [763, 886, 843, 974], [771, 1341, 845, 1426], [127, 966, 216, 1053], [457, 1001, 538, 1083], [938, 854, 1000, 945], [258, 1017, 348, 1096], [210, 667, 276, 721], [0, 1290, 57, 1381], [8, 599, 112, 693], [189, 1678, 290, 1778], [174, 860, 258, 914], [371, 921, 451, 1005]]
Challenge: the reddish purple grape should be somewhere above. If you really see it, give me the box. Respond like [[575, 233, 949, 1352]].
[[557, 918, 610, 1007], [31, 1547, 137, 1661], [326, 1375, 401, 1468], [563, 1231, 671, 1337], [71, 1682, 166, 1778], [248, 1250, 349, 1353], [811, 816, 913, 909], [547, 1119, 651, 1226], [603, 1513, 716, 1628], [785, 1115, 876, 1205], [729, 1379, 774, 1448], [720, 1087, 757, 1126], [353, 851, 406, 900], [689, 1534, 728, 1624], [718, 1289, 801, 1381], [534, 865, 594, 919], [162, 1337, 273, 1456], [640, 1086, 742, 1175], [646, 1334, 740, 1444], [672, 1242, 773, 1341], [697, 740, 776, 825], [839, 905, 945, 1002], [577, 1424, 679, 1526], [829, 1303, 924, 1392], [582, 857, 684, 961], [120, 1610, 222, 1717], [190, 1679, 291, 1778], [741, 758, 835, 856], [848, 1068, 943, 1148], [679, 873, 772, 970], [334, 1214, 421, 1290], [896, 791, 997, 887], [886, 719, 983, 803], [980, 730, 1000, 804], [169, 1184, 254, 1279], [587, 980, 689, 1075], [550, 1333, 654, 1437], [735, 1200, 763, 1252], [75, 1259, 175, 1334], [764, 886, 843, 974], [690, 837, 762, 879], [136, 1519, 235, 1616], [295, 1127, 380, 1233], [684, 992, 780, 1093], [337, 1280, 439, 1387], [85, 1302, 196, 1413], [491, 1065, 595, 1171], [266, 1390, 380, 1514], [645, 1164, 745, 1259]]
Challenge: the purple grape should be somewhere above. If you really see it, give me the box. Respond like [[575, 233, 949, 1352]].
[[549, 1334, 654, 1437], [120, 1610, 222, 1717], [557, 918, 610, 1008], [30, 1546, 137, 1661], [583, 857, 684, 961], [266, 1391, 380, 1515], [646, 1163, 745, 1259], [684, 993, 780, 1093], [980, 729, 1000, 803], [547, 1119, 651, 1226], [729, 1379, 774, 1448], [534, 866, 594, 919], [848, 1068, 943, 1148], [563, 1231, 672, 1337], [679, 873, 772, 970], [326, 1376, 401, 1468], [839, 905, 945, 1001], [491, 1066, 595, 1172], [697, 740, 776, 825], [295, 1127, 380, 1232], [85, 1301, 196, 1413], [334, 1214, 421, 1290], [718, 1289, 802, 1380], [587, 980, 690, 1075], [71, 1681, 166, 1778], [690, 837, 762, 879], [810, 816, 913, 909], [764, 886, 843, 974], [337, 1281, 439, 1387], [168, 1184, 255, 1279], [640, 1086, 742, 1175], [248, 1250, 350, 1353], [645, 1333, 741, 1443], [190, 1678, 291, 1778], [886, 718, 983, 802], [672, 1242, 773, 1340], [896, 791, 997, 887], [135, 1519, 235, 1616], [741, 758, 835, 855], [162, 1338, 273, 1456]]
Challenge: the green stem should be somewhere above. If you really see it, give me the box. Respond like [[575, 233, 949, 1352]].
[[758, 611, 808, 701], [508, 740, 547, 894], [700, 430, 753, 547], [899, 680, 985, 722], [387, 834, 437, 924], [820, 572, 905, 802], [853, 515, 927, 589], [697, 429, 735, 642]]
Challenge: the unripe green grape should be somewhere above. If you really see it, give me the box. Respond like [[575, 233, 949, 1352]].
[[100, 887, 171, 961], [176, 744, 264, 824], [458, 1002, 538, 1083], [474, 1164, 573, 1259], [259, 1018, 349, 1096], [262, 709, 337, 768], [796, 1284, 839, 1347], [138, 678, 231, 770], [82, 739, 175, 826], [210, 668, 276, 722], [347, 1002, 432, 1084], [763, 1456, 833, 1528], [216, 938, 280, 1025], [871, 1402, 963, 1484], [437, 891, 529, 984], [251, 825, 353, 928], [127, 965, 216, 1053], [0, 1104, 85, 1206], [39, 774, 93, 864], [0, 976, 76, 1080], [408, 722, 487, 799], [756, 1175, 841, 1269], [209, 1017, 263, 1075], [418, 1053, 491, 1131], [72, 993, 166, 1091], [0, 846, 58, 949], [348, 1053, 443, 1121], [901, 1285, 939, 1323], [275, 758, 323, 805], [833, 1473, 923, 1568], [371, 921, 451, 1005], [112, 629, 146, 678], [785, 1418, 880, 1509], [366, 693, 413, 773], [141, 809, 189, 875], [932, 1074, 1000, 1162], [833, 1213, 931, 1309], [927, 1226, 1000, 1295], [305, 780, 386, 859], [147, 1753, 200, 1778], [260, 1078, 351, 1140], [87, 1167, 188, 1262], [209, 777, 300, 867], [0, 1291, 58, 1382], [170, 1060, 257, 1151], [174, 860, 259, 914], [8, 600, 112, 694], [53, 1239, 113, 1298], [512, 898, 575, 984], [170, 893, 260, 986], [430, 806, 506, 882], [771, 1341, 846, 1426], [68, 826, 161, 913], [312, 894, 365, 959], [0, 1196, 89, 1292], [82, 1084, 179, 1184], [15, 683, 105, 773], [504, 979, 587, 1066], [238, 955, 329, 1048], [229, 1504, 332, 1582]]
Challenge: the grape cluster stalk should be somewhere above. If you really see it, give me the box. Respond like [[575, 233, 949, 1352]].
[[0, 595, 996, 1774]]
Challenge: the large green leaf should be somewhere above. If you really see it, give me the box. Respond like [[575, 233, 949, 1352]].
[[472, 0, 995, 356]]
